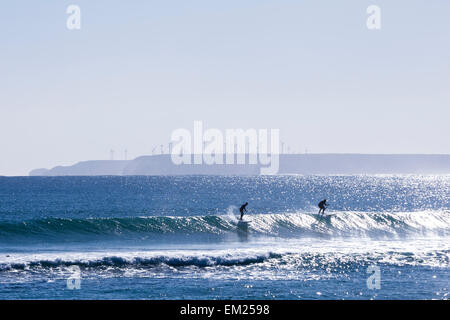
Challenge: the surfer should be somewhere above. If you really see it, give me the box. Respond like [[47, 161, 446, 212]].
[[318, 199, 328, 216], [239, 202, 248, 220]]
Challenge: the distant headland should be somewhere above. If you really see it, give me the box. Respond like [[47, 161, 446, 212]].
[[29, 154, 450, 176]]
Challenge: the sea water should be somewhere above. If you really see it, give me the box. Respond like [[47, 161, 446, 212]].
[[0, 175, 448, 299]]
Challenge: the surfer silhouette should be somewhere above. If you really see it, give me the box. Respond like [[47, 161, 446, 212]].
[[318, 199, 328, 216], [239, 202, 248, 220]]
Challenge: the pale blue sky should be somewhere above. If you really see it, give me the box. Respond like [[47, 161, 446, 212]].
[[1, 1, 449, 175]]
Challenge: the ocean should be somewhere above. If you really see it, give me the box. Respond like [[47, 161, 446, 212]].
[[0, 175, 448, 299]]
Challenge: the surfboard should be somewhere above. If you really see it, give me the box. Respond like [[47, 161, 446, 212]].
[[313, 212, 335, 217], [314, 213, 334, 221], [237, 220, 250, 231]]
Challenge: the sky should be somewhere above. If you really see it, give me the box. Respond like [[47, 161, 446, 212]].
[[1, 0, 449, 176]]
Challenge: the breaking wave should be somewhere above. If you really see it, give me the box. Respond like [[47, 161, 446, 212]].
[[0, 210, 449, 242], [1, 246, 448, 275]]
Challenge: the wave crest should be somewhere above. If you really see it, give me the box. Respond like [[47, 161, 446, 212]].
[[0, 210, 449, 241]]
